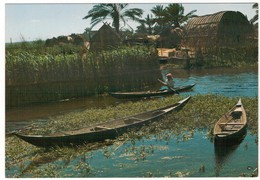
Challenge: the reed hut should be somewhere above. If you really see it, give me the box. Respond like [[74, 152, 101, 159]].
[[183, 11, 252, 50], [90, 23, 122, 51]]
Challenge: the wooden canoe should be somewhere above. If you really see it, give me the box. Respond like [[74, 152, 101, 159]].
[[14, 96, 191, 147], [213, 98, 247, 144], [109, 83, 196, 99]]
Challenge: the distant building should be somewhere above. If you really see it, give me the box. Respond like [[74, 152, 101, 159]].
[[89, 23, 122, 51], [45, 34, 85, 47], [183, 11, 253, 50]]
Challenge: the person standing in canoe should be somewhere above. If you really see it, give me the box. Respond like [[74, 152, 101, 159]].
[[158, 73, 175, 91]]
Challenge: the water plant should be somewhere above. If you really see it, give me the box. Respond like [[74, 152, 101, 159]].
[[5, 94, 258, 177]]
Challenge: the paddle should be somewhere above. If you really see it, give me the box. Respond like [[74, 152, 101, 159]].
[[158, 79, 179, 94]]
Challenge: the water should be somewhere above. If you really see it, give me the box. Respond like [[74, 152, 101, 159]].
[[5, 95, 118, 133], [5, 69, 258, 133], [5, 68, 258, 177], [6, 130, 257, 177], [175, 72, 258, 97], [84, 131, 257, 177]]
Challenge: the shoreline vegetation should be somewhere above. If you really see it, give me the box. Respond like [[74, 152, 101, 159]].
[[6, 94, 258, 177], [5, 41, 258, 108], [6, 43, 160, 108]]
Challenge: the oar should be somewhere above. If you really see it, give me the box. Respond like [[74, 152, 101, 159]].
[[158, 79, 179, 94], [165, 85, 180, 94], [168, 86, 180, 95]]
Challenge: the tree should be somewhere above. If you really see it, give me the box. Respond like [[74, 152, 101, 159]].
[[151, 4, 196, 48], [83, 27, 92, 41], [151, 3, 197, 34], [250, 3, 258, 24], [164, 4, 197, 28], [151, 5, 167, 26], [83, 4, 143, 33], [137, 14, 154, 35], [135, 23, 147, 35], [151, 5, 167, 33]]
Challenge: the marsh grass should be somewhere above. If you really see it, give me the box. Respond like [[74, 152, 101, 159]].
[[6, 45, 160, 107], [5, 94, 258, 177], [193, 46, 258, 68]]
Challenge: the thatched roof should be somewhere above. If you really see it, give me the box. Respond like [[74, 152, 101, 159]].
[[183, 11, 252, 48], [184, 11, 251, 38], [90, 23, 121, 51]]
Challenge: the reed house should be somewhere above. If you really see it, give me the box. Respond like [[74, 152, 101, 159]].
[[183, 11, 253, 50], [90, 23, 122, 51]]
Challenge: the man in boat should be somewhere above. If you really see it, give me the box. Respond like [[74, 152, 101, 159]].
[[158, 73, 175, 91]]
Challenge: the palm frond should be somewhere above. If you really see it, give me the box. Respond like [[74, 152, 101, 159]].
[[83, 3, 143, 32], [252, 3, 258, 9]]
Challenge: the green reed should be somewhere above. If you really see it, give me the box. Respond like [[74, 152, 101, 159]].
[[6, 45, 160, 107], [192, 45, 258, 69]]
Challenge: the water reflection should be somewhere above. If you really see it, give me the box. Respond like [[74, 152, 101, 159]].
[[214, 138, 245, 177]]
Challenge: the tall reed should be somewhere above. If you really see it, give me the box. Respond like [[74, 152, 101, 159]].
[[193, 45, 258, 68], [6, 45, 160, 107]]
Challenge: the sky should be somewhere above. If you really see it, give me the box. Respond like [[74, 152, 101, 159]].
[[4, 1, 257, 43]]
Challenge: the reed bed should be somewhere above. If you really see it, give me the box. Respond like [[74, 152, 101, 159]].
[[6, 45, 160, 107], [5, 94, 258, 177], [191, 45, 258, 68]]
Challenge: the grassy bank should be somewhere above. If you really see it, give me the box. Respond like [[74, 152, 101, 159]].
[[6, 94, 258, 177]]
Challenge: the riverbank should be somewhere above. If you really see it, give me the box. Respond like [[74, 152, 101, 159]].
[[6, 94, 258, 177]]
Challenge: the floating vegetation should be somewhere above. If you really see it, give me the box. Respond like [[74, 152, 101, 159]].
[[175, 171, 190, 177], [5, 94, 258, 177]]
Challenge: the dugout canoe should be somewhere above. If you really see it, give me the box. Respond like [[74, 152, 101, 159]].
[[109, 83, 196, 99], [213, 98, 247, 144], [14, 96, 191, 147]]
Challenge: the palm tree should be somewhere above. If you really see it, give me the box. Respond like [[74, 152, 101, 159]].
[[151, 3, 196, 29], [151, 5, 167, 26], [151, 5, 168, 34], [151, 4, 197, 47], [83, 4, 143, 33], [250, 3, 258, 24], [135, 23, 147, 35], [165, 3, 197, 28], [138, 14, 154, 34]]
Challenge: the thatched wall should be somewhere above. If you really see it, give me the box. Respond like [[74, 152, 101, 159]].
[[90, 23, 122, 51], [183, 11, 253, 50]]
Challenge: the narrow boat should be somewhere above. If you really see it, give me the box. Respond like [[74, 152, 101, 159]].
[[109, 83, 196, 99], [213, 98, 247, 144], [14, 96, 191, 147]]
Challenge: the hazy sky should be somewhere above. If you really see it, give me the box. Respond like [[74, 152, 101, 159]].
[[5, 2, 256, 43]]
